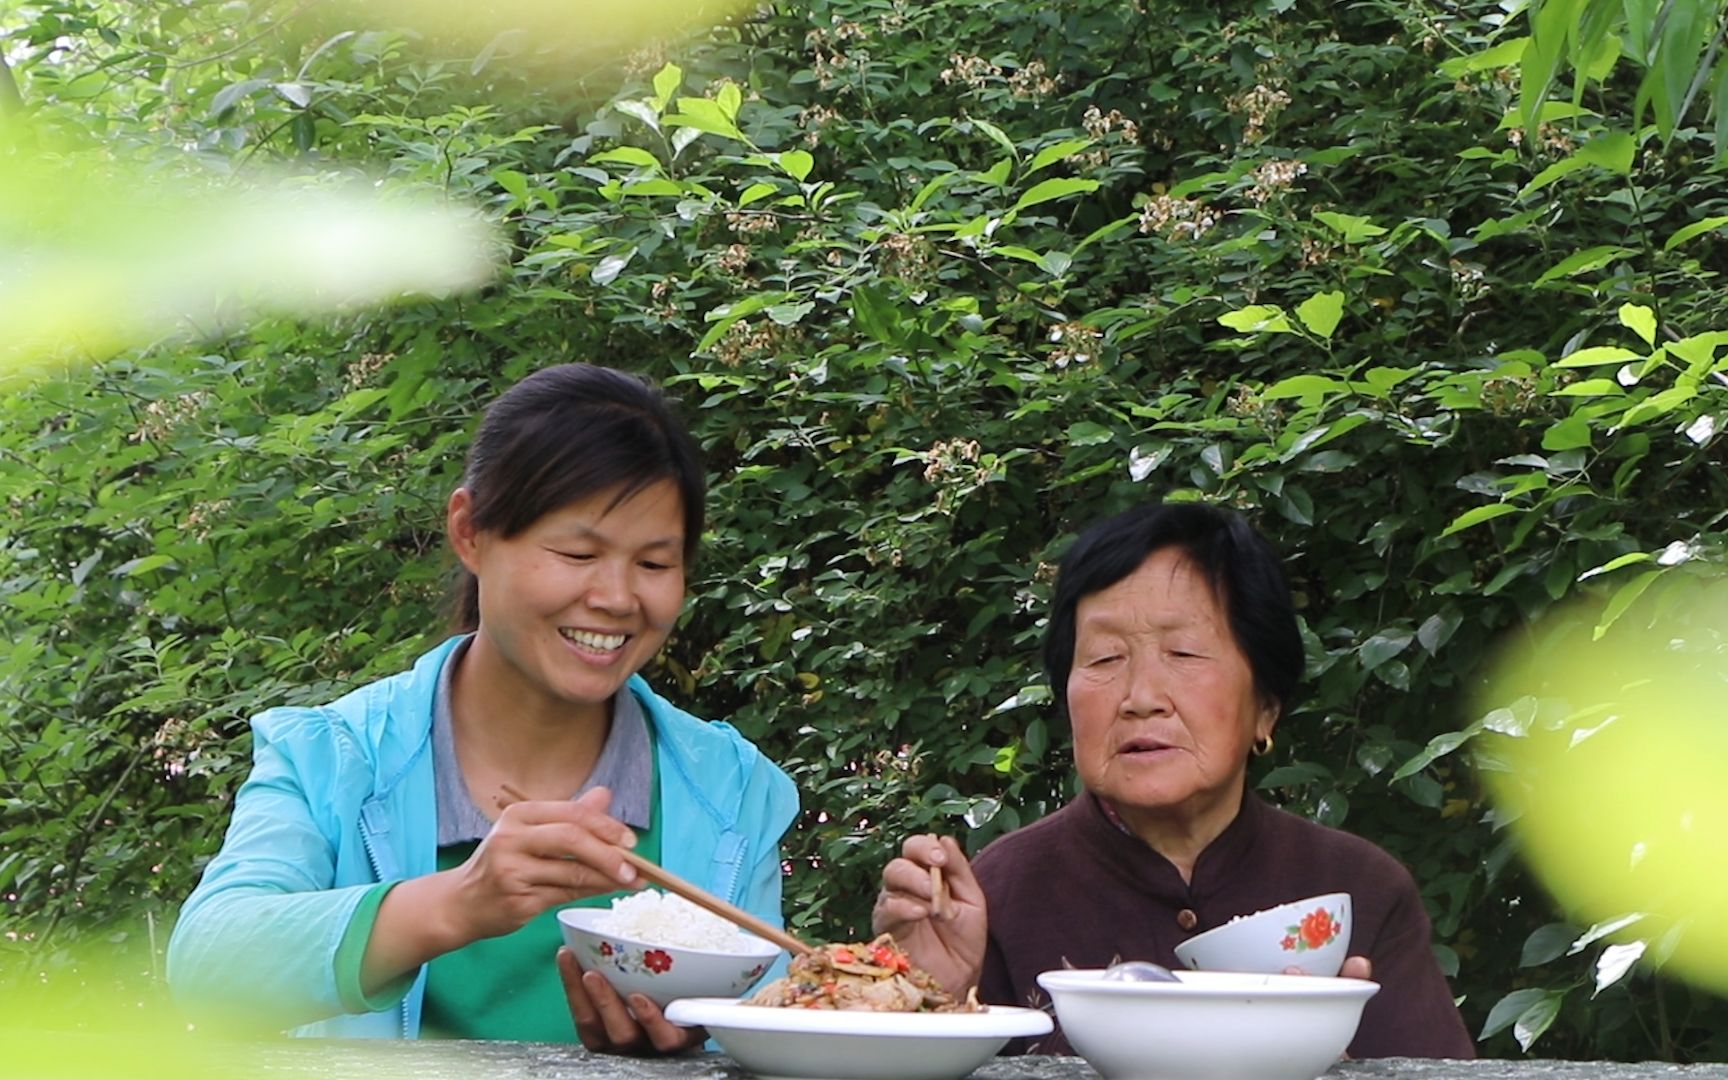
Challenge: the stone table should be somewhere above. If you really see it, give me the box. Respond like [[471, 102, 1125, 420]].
[[20, 1035, 1728, 1080], [224, 1040, 1728, 1080]]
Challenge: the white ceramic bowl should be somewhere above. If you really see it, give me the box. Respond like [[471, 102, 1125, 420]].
[[556, 907, 782, 1006], [1036, 968, 1378, 1080], [665, 998, 1053, 1080], [1173, 892, 1351, 977]]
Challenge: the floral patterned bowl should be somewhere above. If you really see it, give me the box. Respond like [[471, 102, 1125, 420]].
[[557, 907, 782, 1006], [1173, 892, 1351, 977]]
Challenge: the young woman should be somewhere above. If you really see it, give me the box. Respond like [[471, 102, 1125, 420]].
[[168, 364, 797, 1053]]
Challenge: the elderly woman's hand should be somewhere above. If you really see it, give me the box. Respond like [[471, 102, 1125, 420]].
[[1283, 955, 1372, 979], [872, 834, 988, 999]]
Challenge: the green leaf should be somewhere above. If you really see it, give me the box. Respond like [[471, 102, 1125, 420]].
[[1474, 207, 1548, 242], [1481, 988, 1549, 1040], [1521, 923, 1579, 968], [1663, 214, 1728, 250], [1617, 303, 1657, 345], [766, 301, 815, 326], [588, 146, 662, 171], [1593, 570, 1661, 639], [1391, 729, 1472, 781], [1217, 304, 1293, 334], [1358, 629, 1414, 671], [1578, 551, 1654, 581], [970, 117, 1018, 159], [1025, 138, 1094, 176], [1294, 291, 1345, 339], [1416, 610, 1462, 654], [1036, 251, 1074, 277], [1067, 421, 1116, 447], [1552, 378, 1624, 396], [209, 78, 270, 118], [1521, 154, 1592, 197], [1517, 134, 1630, 203], [1513, 990, 1565, 1051], [1542, 415, 1593, 451], [1577, 131, 1635, 174], [1262, 374, 1345, 402], [590, 246, 636, 285], [664, 98, 749, 145], [1534, 245, 1635, 286], [1439, 36, 1530, 78], [273, 82, 311, 108], [975, 158, 1013, 188], [1010, 177, 1101, 214], [1554, 345, 1642, 368], [110, 555, 176, 577], [1170, 166, 1248, 198], [1571, 913, 1648, 954], [1440, 503, 1520, 538], [617, 178, 684, 197], [651, 63, 682, 110], [716, 82, 743, 122], [613, 99, 660, 132], [850, 285, 904, 346], [778, 150, 814, 182], [1073, 214, 1138, 255], [909, 172, 959, 211], [697, 291, 794, 351], [1313, 210, 1388, 243], [1495, 100, 1598, 131], [737, 182, 777, 208], [1595, 942, 1647, 995]]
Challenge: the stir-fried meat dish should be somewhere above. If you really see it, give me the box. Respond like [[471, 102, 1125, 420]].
[[747, 934, 984, 1012]]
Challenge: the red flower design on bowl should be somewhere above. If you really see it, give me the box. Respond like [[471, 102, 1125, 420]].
[[1281, 906, 1343, 952], [643, 949, 674, 974]]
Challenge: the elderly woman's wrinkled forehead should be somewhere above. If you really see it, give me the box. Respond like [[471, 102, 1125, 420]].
[[1043, 502, 1303, 719]]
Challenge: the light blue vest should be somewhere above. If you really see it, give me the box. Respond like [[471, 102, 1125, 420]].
[[166, 636, 798, 1037]]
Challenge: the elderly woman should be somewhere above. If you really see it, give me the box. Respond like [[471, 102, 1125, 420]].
[[874, 502, 1474, 1058]]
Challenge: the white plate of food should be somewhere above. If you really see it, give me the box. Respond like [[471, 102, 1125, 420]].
[[664, 936, 1051, 1080]]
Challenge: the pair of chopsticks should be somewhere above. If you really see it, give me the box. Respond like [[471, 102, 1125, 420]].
[[497, 783, 813, 956]]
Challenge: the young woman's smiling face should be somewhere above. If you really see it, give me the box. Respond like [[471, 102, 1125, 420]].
[[451, 478, 686, 720], [1066, 546, 1277, 840]]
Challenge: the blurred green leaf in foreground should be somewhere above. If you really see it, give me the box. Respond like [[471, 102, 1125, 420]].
[[1478, 577, 1728, 997], [0, 129, 498, 376], [317, 0, 756, 58]]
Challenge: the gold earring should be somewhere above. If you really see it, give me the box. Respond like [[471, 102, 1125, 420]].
[[1252, 734, 1275, 758]]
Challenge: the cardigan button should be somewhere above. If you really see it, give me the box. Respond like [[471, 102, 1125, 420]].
[[1176, 908, 1198, 931]]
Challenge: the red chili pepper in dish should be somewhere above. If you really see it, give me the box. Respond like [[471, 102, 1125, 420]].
[[871, 943, 910, 972]]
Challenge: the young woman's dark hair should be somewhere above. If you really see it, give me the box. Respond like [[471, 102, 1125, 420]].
[[1042, 501, 1303, 724], [449, 363, 705, 631]]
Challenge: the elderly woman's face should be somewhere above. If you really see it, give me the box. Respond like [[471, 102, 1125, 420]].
[[1067, 547, 1277, 830]]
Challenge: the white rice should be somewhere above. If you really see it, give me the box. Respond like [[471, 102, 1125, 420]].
[[592, 890, 764, 954]]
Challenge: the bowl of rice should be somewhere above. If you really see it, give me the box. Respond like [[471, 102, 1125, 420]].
[[557, 891, 784, 1006]]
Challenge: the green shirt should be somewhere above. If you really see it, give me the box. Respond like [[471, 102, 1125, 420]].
[[332, 751, 664, 1041], [421, 803, 665, 1041]]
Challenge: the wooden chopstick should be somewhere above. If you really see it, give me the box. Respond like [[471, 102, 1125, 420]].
[[498, 783, 813, 956], [929, 863, 951, 921], [618, 849, 813, 956]]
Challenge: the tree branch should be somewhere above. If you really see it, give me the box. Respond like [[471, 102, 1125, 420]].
[[0, 52, 25, 116]]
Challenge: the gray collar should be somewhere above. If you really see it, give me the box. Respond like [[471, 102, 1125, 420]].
[[432, 636, 653, 845]]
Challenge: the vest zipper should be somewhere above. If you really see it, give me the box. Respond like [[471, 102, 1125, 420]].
[[358, 800, 412, 1038]]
